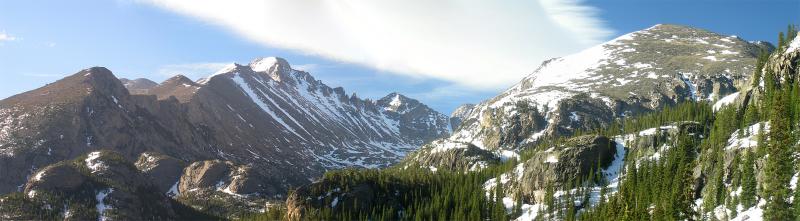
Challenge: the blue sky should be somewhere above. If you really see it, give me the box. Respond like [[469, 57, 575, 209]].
[[0, 0, 797, 114]]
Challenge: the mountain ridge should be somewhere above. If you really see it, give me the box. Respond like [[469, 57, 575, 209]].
[[0, 57, 451, 201]]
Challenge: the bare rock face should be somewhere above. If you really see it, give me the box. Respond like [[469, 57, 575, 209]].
[[179, 160, 231, 193], [449, 103, 475, 130], [285, 188, 308, 221], [177, 160, 269, 196], [518, 136, 616, 197], [135, 152, 186, 193], [485, 135, 617, 202], [226, 166, 263, 194]]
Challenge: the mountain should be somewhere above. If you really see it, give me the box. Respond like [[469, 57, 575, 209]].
[[449, 103, 475, 130], [119, 78, 158, 94], [270, 27, 800, 221], [0, 57, 449, 217], [406, 24, 773, 170]]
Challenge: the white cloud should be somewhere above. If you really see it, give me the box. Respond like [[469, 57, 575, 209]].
[[141, 0, 613, 89], [292, 63, 319, 72], [0, 32, 17, 42], [156, 62, 233, 80]]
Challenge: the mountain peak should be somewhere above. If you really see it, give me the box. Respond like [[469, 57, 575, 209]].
[[197, 63, 245, 85], [377, 92, 423, 114], [120, 78, 158, 94], [382, 92, 406, 105], [161, 74, 197, 86], [80, 67, 116, 81], [249, 57, 293, 82], [0, 67, 127, 108], [249, 57, 290, 72]]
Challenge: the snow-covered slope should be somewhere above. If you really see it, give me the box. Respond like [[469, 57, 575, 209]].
[[0, 57, 450, 196], [199, 57, 450, 168], [426, 24, 770, 156]]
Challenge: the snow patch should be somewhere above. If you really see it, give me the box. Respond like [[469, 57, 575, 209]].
[[545, 155, 559, 163], [95, 188, 114, 221], [703, 55, 719, 61], [85, 152, 107, 173], [34, 171, 46, 181], [167, 181, 180, 197], [250, 57, 279, 73], [725, 122, 769, 150], [331, 197, 339, 208], [496, 150, 520, 162], [713, 92, 740, 111], [787, 34, 800, 54], [231, 74, 305, 138], [679, 73, 698, 101]]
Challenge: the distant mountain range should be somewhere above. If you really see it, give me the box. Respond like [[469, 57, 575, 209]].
[[0, 57, 450, 217], [2, 23, 796, 221]]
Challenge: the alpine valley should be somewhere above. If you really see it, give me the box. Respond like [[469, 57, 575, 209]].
[[2, 24, 800, 221]]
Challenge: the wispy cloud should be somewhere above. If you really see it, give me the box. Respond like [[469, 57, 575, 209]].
[[292, 63, 319, 72], [140, 0, 613, 89], [156, 62, 232, 80], [0, 32, 17, 42]]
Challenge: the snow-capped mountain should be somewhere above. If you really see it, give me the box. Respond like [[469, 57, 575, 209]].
[[0, 57, 449, 196], [414, 24, 772, 163]]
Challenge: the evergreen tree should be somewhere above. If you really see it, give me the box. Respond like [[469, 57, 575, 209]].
[[740, 150, 758, 208], [763, 92, 795, 221]]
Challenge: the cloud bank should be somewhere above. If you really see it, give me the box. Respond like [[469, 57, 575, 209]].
[[142, 0, 612, 89]]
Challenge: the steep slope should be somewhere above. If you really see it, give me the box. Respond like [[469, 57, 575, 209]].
[[0, 57, 450, 202], [176, 57, 450, 169], [0, 67, 201, 194], [421, 24, 772, 158], [449, 103, 475, 130]]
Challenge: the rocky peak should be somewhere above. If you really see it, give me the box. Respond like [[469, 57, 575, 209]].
[[120, 78, 158, 95], [449, 103, 476, 130], [249, 57, 293, 83], [148, 74, 203, 101], [376, 92, 419, 114], [0, 67, 128, 108], [161, 74, 197, 87]]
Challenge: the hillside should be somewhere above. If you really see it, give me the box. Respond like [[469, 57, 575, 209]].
[[276, 26, 800, 221]]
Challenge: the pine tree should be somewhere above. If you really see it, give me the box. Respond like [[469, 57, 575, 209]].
[[763, 92, 795, 221], [740, 150, 758, 208]]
